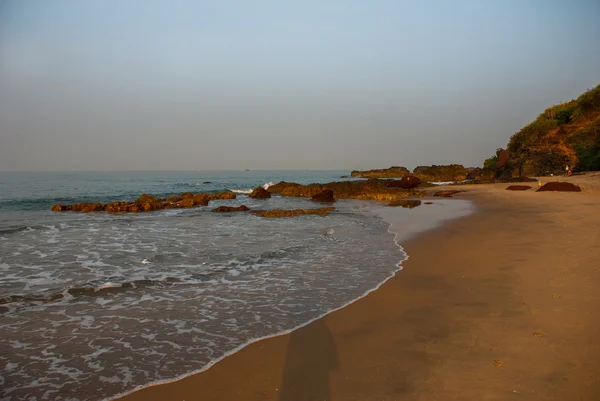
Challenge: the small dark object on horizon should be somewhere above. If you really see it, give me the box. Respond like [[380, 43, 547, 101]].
[[203, 181, 212, 184]]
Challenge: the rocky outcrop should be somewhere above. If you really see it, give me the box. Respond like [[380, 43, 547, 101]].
[[387, 175, 422, 189], [249, 186, 271, 199], [433, 190, 465, 197], [211, 205, 250, 213], [505, 185, 531, 191], [387, 199, 422, 208], [311, 189, 335, 203], [537, 182, 582, 192], [251, 207, 335, 218], [267, 179, 425, 202], [413, 164, 468, 182], [51, 192, 236, 213], [350, 166, 410, 178]]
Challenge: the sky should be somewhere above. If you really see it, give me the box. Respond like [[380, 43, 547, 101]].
[[0, 1, 599, 171]]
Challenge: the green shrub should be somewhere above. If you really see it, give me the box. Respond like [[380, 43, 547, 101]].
[[575, 142, 600, 171]]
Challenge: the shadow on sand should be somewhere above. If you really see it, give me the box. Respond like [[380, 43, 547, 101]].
[[278, 319, 339, 401]]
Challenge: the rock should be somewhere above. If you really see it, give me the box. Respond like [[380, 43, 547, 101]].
[[433, 190, 464, 197], [203, 181, 212, 184], [424, 202, 433, 205], [249, 186, 271, 199], [50, 191, 235, 213], [211, 205, 250, 213], [339, 175, 349, 178], [350, 166, 410, 178], [251, 207, 335, 218], [387, 175, 422, 189], [266, 179, 425, 202], [505, 185, 531, 191], [413, 165, 467, 182], [537, 182, 582, 192], [311, 189, 335, 203], [387, 199, 422, 208], [136, 194, 156, 204]]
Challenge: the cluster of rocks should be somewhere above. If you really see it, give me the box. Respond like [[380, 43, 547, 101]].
[[267, 179, 425, 202], [351, 164, 494, 182], [387, 199, 422, 208], [51, 192, 236, 213]]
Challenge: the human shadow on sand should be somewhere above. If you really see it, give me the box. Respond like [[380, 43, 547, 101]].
[[278, 319, 339, 401]]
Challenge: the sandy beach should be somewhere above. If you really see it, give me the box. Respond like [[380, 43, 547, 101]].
[[118, 174, 600, 401]]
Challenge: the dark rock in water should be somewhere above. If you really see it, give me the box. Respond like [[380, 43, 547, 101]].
[[350, 166, 410, 178], [203, 181, 212, 184], [413, 164, 467, 181], [251, 207, 335, 218], [249, 186, 271, 199], [387, 175, 422, 189], [339, 175, 349, 178], [266, 179, 425, 202], [433, 190, 464, 198], [51, 191, 235, 213], [211, 205, 250, 213], [387, 199, 422, 208], [506, 185, 531, 191], [311, 189, 335, 203], [424, 202, 434, 205], [537, 182, 582, 192]]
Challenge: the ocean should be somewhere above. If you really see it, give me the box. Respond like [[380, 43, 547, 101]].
[[0, 171, 473, 401]]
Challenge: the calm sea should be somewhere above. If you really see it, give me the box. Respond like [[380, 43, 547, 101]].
[[0, 171, 473, 400]]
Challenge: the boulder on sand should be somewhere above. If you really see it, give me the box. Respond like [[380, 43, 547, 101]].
[[311, 189, 335, 203], [249, 186, 271, 199], [537, 182, 582, 192], [506, 185, 531, 191]]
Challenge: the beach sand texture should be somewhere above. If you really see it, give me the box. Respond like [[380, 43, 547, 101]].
[[118, 174, 600, 401]]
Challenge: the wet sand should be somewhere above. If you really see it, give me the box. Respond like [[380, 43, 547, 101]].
[[118, 175, 600, 401]]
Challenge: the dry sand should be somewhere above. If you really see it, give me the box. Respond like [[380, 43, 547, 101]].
[[118, 174, 600, 401]]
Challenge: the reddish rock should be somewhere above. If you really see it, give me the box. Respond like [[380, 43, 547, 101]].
[[311, 189, 335, 203], [136, 194, 156, 204], [211, 205, 250, 213], [387, 199, 422, 208], [387, 175, 422, 189], [350, 166, 410, 178], [413, 165, 467, 181], [537, 182, 582, 192], [249, 186, 271, 199], [506, 185, 531, 191], [424, 202, 433, 205], [167, 195, 182, 202], [433, 190, 464, 198]]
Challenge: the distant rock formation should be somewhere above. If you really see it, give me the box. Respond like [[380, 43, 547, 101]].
[[249, 186, 271, 199], [537, 182, 582, 192], [311, 189, 335, 203], [350, 166, 410, 178], [387, 199, 422, 208], [51, 192, 236, 213], [251, 207, 335, 218], [211, 205, 250, 212], [412, 164, 468, 182], [267, 179, 425, 202]]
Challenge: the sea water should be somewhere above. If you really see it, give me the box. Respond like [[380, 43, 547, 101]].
[[0, 171, 473, 401]]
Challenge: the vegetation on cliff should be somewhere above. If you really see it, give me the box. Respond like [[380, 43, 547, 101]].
[[492, 84, 600, 176]]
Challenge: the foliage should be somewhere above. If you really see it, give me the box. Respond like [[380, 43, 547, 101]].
[[482, 148, 503, 169]]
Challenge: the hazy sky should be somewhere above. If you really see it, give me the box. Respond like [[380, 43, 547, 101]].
[[1, 1, 599, 171]]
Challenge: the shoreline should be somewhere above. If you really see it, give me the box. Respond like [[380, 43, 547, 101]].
[[105, 197, 474, 401], [117, 179, 600, 401]]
